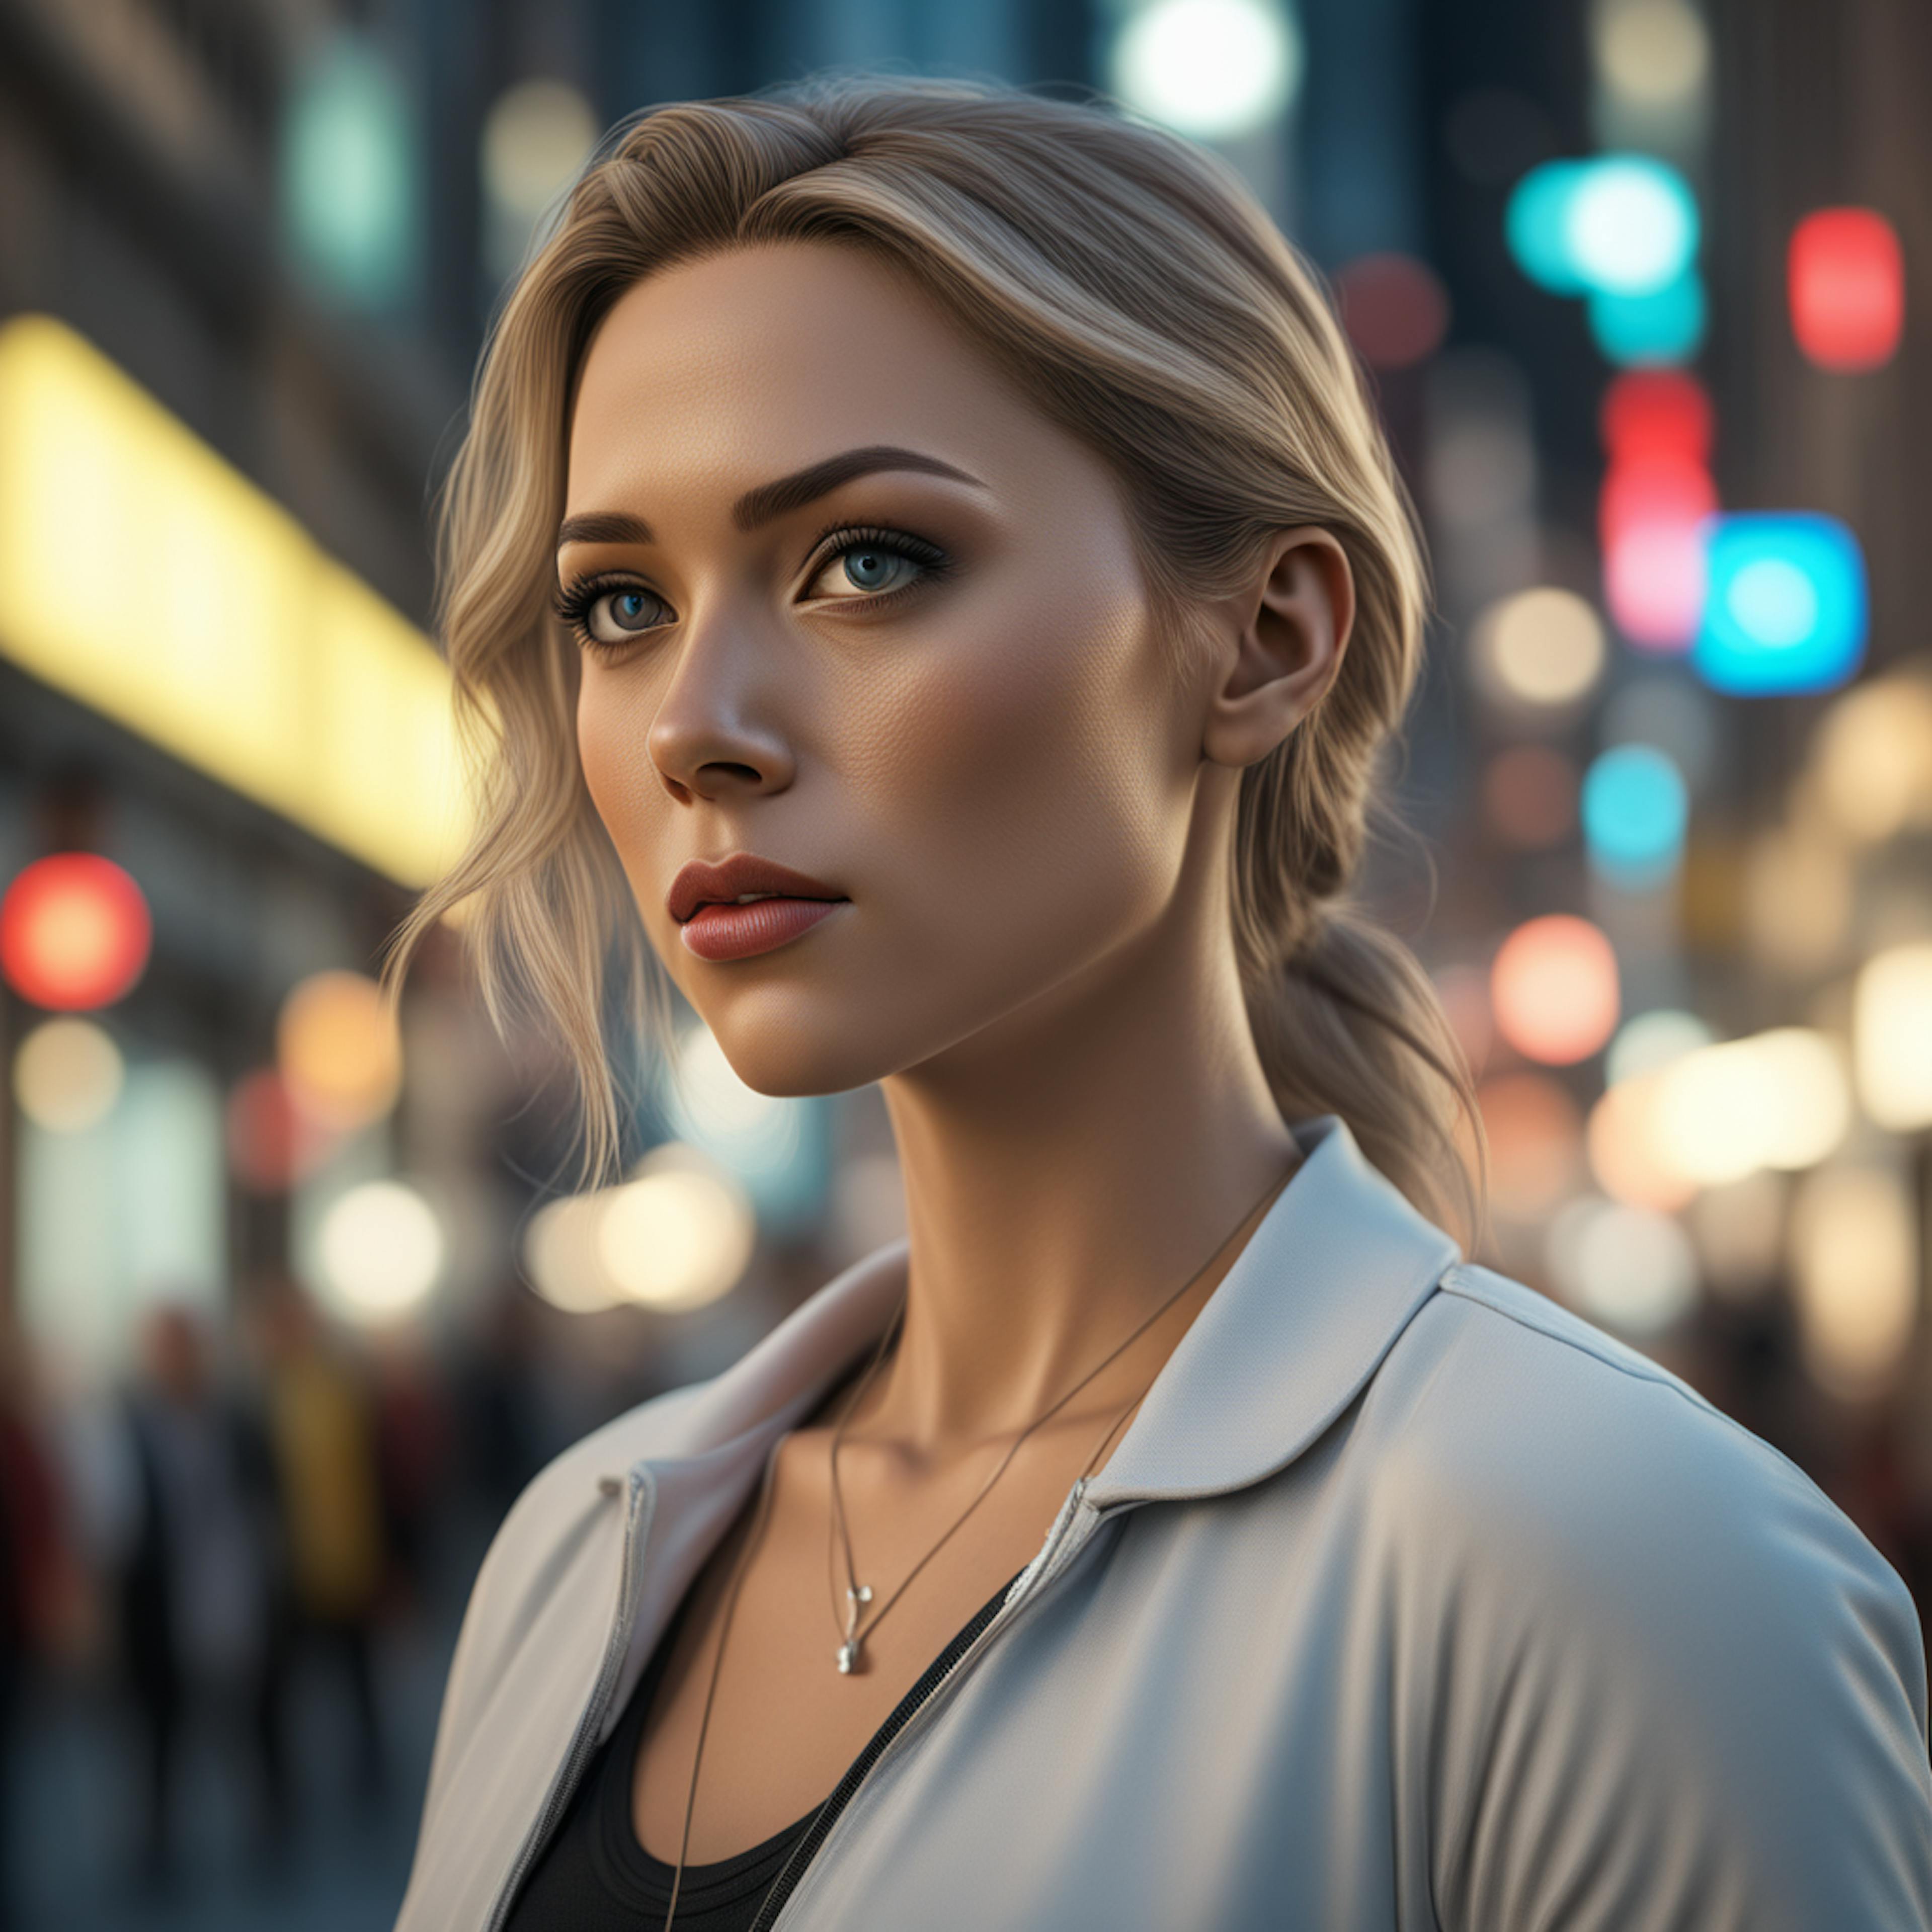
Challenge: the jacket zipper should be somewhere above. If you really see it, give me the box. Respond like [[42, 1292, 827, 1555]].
[[746, 1478, 1122, 1932], [485, 1467, 658, 1932]]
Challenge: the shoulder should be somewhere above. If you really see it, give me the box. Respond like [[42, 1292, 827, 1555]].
[[1357, 1263, 1932, 1927], [1367, 1261, 1917, 1645]]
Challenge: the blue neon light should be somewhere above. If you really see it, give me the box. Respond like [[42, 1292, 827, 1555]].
[[1582, 744, 1688, 887], [1566, 157, 1699, 296], [1587, 268, 1707, 366], [1507, 155, 1700, 305], [1692, 514, 1867, 695], [1506, 161, 1593, 295]]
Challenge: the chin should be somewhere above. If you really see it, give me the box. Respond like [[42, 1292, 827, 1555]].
[[689, 982, 915, 1098]]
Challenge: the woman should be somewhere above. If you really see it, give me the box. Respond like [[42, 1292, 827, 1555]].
[[391, 76, 1932, 1932]]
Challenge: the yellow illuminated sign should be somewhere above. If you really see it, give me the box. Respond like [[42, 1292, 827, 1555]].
[[0, 314, 466, 886]]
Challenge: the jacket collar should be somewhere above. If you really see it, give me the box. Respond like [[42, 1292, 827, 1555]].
[[633, 1116, 1460, 1509]]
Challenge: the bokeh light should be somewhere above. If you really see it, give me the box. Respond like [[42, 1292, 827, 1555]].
[[281, 33, 417, 309], [1481, 744, 1578, 850], [1599, 368, 1713, 464], [13, 1017, 124, 1133], [480, 78, 598, 279], [1605, 1007, 1712, 1085], [1854, 942, 1932, 1131], [1110, 0, 1303, 139], [1811, 674, 1932, 842], [1581, 742, 1688, 885], [1568, 155, 1700, 296], [226, 1067, 337, 1193], [597, 1146, 755, 1312], [1790, 1165, 1917, 1399], [522, 1191, 626, 1315], [1472, 587, 1605, 708], [1334, 253, 1451, 369], [1587, 266, 1706, 365], [1788, 208, 1904, 372], [1586, 1072, 1696, 1212], [1651, 1028, 1852, 1186], [315, 1180, 444, 1322], [0, 854, 152, 1010], [1506, 159, 1595, 294], [1547, 1195, 1699, 1333], [1591, 0, 1711, 109], [1600, 449, 1714, 648], [277, 970, 403, 1132], [1694, 513, 1867, 695], [1490, 914, 1620, 1064]]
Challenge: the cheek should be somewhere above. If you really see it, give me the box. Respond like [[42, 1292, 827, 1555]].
[[577, 670, 667, 866], [837, 571, 1176, 968], [579, 670, 715, 1007]]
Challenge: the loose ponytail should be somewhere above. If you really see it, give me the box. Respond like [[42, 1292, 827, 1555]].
[[389, 74, 1482, 1238]]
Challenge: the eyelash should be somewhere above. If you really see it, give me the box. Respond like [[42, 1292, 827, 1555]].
[[552, 524, 954, 656]]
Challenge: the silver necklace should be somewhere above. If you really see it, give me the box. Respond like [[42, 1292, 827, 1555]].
[[658, 1161, 1294, 1927], [825, 1164, 1294, 1675]]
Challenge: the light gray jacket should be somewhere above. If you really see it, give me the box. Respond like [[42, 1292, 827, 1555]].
[[396, 1117, 1932, 1931]]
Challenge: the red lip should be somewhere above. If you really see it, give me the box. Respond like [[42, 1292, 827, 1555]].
[[666, 853, 848, 925]]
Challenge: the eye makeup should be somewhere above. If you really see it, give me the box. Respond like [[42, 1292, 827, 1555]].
[[554, 522, 956, 655]]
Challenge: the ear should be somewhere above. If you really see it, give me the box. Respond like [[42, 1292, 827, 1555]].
[[1200, 527, 1354, 770]]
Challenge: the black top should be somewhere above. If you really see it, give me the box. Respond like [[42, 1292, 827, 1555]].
[[504, 1567, 1021, 1931]]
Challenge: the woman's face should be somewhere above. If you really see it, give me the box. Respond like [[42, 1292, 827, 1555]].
[[563, 242, 1218, 1096]]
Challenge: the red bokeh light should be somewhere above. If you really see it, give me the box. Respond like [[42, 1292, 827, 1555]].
[[226, 1068, 339, 1193], [0, 854, 152, 1011], [1599, 454, 1717, 652], [1599, 370, 1714, 465], [1598, 455, 1717, 549], [1334, 252, 1452, 370], [1789, 208, 1904, 372], [1482, 745, 1579, 851]]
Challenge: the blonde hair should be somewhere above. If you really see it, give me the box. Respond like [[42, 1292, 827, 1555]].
[[385, 73, 1482, 1241]]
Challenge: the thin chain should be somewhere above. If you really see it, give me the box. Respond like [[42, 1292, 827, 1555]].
[[827, 1162, 1295, 1665], [823, 1301, 909, 1635], [661, 1158, 1295, 1928], [662, 1429, 785, 1931]]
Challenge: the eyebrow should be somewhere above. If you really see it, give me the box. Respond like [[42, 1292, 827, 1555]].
[[554, 444, 984, 553]]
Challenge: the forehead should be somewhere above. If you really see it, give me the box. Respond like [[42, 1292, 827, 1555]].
[[564, 242, 1045, 507]]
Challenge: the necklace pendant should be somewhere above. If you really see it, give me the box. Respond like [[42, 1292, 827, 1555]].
[[837, 1582, 872, 1676]]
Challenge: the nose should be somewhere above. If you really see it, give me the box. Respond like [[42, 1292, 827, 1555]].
[[646, 610, 797, 805]]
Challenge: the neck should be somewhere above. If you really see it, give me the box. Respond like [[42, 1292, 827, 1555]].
[[873, 870, 1300, 1455]]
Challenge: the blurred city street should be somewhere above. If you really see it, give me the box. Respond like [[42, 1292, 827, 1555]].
[[7, 1606, 450, 1930], [1, 0, 1929, 1924]]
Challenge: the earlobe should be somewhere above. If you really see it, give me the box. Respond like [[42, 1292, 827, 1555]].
[[1200, 528, 1354, 770]]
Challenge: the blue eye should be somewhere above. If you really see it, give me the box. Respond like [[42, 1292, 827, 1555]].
[[806, 526, 950, 604], [607, 591, 656, 630], [553, 576, 672, 652], [841, 548, 912, 593]]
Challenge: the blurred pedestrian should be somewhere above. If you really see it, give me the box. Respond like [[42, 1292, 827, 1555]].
[[249, 1275, 390, 1810], [368, 1326, 454, 1617], [113, 1301, 283, 1887], [0, 1322, 84, 1931]]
